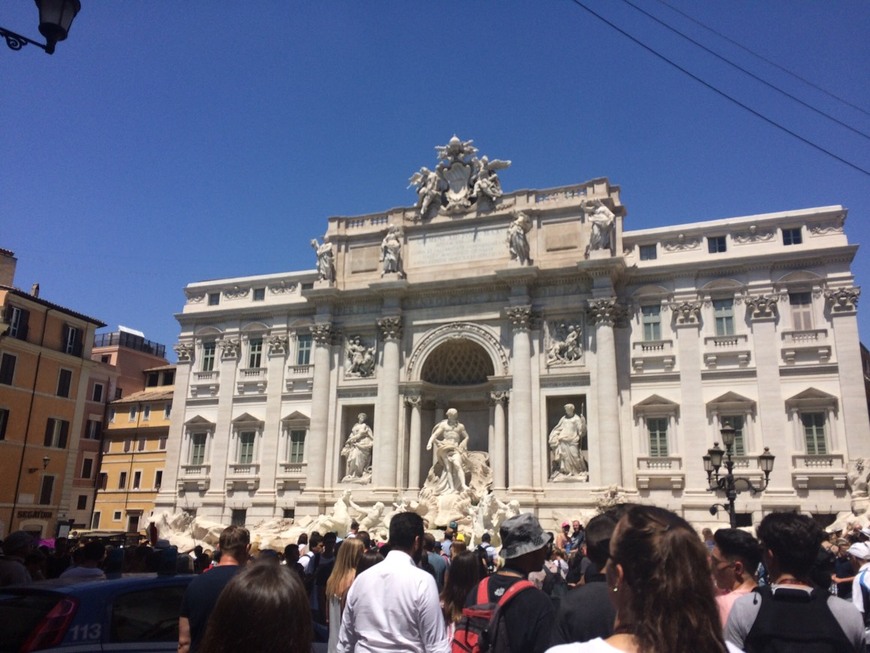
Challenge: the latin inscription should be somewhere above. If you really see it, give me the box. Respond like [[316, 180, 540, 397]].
[[409, 227, 504, 267]]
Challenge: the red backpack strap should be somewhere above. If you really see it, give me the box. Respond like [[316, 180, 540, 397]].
[[496, 579, 534, 608], [475, 576, 491, 604]]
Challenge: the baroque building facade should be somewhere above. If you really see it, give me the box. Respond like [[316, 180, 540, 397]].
[[155, 143, 869, 530]]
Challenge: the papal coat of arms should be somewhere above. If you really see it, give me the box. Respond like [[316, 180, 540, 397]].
[[409, 136, 511, 219]]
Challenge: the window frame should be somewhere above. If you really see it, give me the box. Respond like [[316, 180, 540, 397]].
[[189, 432, 208, 466], [802, 412, 828, 455], [296, 333, 312, 366], [252, 287, 266, 301], [81, 457, 94, 479], [639, 244, 657, 261], [640, 304, 662, 341], [0, 352, 16, 385], [201, 341, 216, 372], [782, 227, 802, 246], [288, 429, 306, 463], [44, 418, 70, 448], [247, 337, 263, 369], [7, 305, 29, 340], [712, 298, 735, 336], [92, 383, 104, 403], [0, 407, 8, 440], [789, 291, 814, 331], [39, 475, 55, 505], [707, 236, 727, 254], [56, 368, 73, 398], [118, 471, 127, 490], [237, 430, 256, 465], [647, 417, 669, 457]]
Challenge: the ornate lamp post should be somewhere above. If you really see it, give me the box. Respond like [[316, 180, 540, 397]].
[[1, 0, 80, 55], [703, 423, 775, 528]]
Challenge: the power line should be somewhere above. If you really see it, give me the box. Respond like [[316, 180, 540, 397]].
[[619, 0, 870, 141], [564, 0, 870, 178], [653, 0, 870, 118]]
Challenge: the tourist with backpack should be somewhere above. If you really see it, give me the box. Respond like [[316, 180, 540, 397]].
[[453, 512, 555, 653]]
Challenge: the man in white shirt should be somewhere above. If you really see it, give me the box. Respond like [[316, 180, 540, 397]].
[[849, 542, 870, 627], [337, 512, 449, 653]]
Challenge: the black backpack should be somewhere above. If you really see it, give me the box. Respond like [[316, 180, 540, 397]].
[[744, 585, 858, 653]]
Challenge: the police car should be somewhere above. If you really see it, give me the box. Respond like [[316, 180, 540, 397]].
[[0, 573, 193, 652]]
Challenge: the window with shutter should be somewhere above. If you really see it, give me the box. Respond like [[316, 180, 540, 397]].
[[0, 353, 16, 385]]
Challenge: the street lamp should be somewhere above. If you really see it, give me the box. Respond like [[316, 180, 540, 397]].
[[704, 423, 775, 528], [1, 0, 80, 55]]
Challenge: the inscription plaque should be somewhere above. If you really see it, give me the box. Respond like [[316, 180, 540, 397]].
[[408, 227, 504, 267]]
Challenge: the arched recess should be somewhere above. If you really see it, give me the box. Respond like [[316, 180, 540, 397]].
[[699, 278, 744, 294], [406, 322, 509, 382], [240, 321, 270, 334], [193, 326, 223, 338]]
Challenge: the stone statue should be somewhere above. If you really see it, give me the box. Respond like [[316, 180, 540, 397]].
[[472, 155, 511, 203], [546, 322, 583, 365], [408, 167, 442, 218], [341, 413, 374, 481], [311, 236, 335, 282], [348, 498, 387, 538], [426, 408, 471, 492], [345, 336, 375, 378], [548, 403, 588, 480], [583, 200, 615, 256], [507, 211, 533, 265], [380, 224, 404, 277]]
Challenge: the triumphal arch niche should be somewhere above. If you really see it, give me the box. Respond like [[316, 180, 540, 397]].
[[301, 135, 625, 525]]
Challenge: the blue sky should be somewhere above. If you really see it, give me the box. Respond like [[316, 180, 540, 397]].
[[2, 1, 868, 357]]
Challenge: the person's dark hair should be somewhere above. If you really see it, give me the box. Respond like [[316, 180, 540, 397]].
[[297, 533, 308, 545], [713, 528, 761, 571], [218, 526, 250, 561], [584, 513, 618, 569], [423, 532, 437, 552], [356, 531, 372, 551], [350, 520, 359, 531], [389, 512, 424, 551], [322, 531, 338, 556], [284, 544, 299, 564], [308, 532, 324, 549], [481, 533, 491, 543], [356, 550, 384, 574], [756, 511, 823, 578], [810, 546, 836, 591], [199, 560, 312, 653], [81, 541, 106, 563], [610, 505, 726, 653], [441, 552, 481, 624]]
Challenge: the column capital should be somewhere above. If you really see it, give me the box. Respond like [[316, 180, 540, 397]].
[[505, 305, 532, 331], [311, 323, 333, 346], [489, 390, 510, 405], [825, 287, 860, 314], [174, 342, 193, 363], [219, 337, 240, 360], [404, 393, 422, 409], [587, 298, 624, 327], [267, 334, 288, 356], [744, 294, 780, 321], [668, 300, 702, 326], [377, 316, 403, 341]]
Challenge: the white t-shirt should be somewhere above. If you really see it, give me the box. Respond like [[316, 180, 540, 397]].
[[547, 637, 744, 653]]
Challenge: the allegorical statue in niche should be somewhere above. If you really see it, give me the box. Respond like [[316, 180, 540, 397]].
[[583, 199, 615, 257], [341, 413, 374, 481], [380, 224, 404, 277], [547, 322, 583, 365], [408, 166, 442, 219], [549, 403, 588, 480], [507, 211, 533, 265], [311, 236, 335, 282], [345, 336, 375, 378], [426, 408, 470, 492]]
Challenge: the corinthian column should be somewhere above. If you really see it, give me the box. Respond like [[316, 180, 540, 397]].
[[374, 316, 402, 490], [506, 305, 533, 490], [588, 298, 623, 487], [490, 390, 509, 491], [307, 323, 333, 489], [405, 393, 422, 490]]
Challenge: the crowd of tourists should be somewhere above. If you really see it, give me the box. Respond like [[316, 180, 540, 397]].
[[4, 507, 870, 652]]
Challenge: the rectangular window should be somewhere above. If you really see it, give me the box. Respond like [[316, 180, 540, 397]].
[[0, 408, 8, 440], [721, 416, 746, 456], [146, 372, 159, 387], [118, 471, 127, 489], [56, 369, 72, 398], [92, 383, 104, 403], [164, 403, 172, 419], [129, 407, 137, 422], [155, 470, 163, 489], [190, 433, 207, 465], [6, 306, 29, 340], [248, 338, 263, 369], [207, 293, 220, 306], [39, 476, 54, 505], [108, 408, 116, 423], [296, 334, 312, 366], [138, 438, 146, 452], [639, 244, 657, 261], [76, 495, 88, 510], [288, 429, 306, 463], [115, 387, 123, 400], [0, 353, 16, 385], [163, 370, 175, 385], [231, 509, 246, 527], [790, 292, 813, 331], [713, 298, 735, 336], [782, 227, 802, 246], [84, 419, 100, 440], [708, 236, 727, 253], [124, 438, 131, 452], [81, 458, 93, 479], [158, 435, 167, 450], [99, 473, 108, 490], [802, 412, 827, 455], [62, 325, 83, 356], [238, 431, 255, 464], [92, 512, 101, 529], [201, 342, 216, 372], [43, 419, 69, 448], [641, 305, 661, 341], [647, 417, 669, 457], [133, 471, 141, 489], [113, 511, 122, 521], [253, 287, 266, 301], [143, 405, 151, 421]]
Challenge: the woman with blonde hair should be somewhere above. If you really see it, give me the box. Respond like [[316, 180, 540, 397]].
[[325, 537, 365, 653], [547, 505, 732, 653]]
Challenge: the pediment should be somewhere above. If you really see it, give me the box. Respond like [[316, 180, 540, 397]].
[[281, 411, 310, 425], [232, 412, 264, 426], [633, 394, 680, 418], [785, 387, 838, 411], [184, 415, 215, 428]]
